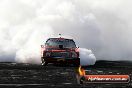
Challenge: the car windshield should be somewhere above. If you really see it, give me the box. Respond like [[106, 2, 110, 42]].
[[46, 38, 76, 48]]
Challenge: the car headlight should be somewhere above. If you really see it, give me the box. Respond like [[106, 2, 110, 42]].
[[46, 52, 51, 57]]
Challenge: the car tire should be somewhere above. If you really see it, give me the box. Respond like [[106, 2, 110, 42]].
[[74, 59, 80, 67], [74, 62, 80, 67], [41, 57, 48, 66]]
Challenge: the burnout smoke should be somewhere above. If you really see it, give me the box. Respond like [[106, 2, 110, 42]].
[[0, 0, 132, 63], [79, 48, 96, 66]]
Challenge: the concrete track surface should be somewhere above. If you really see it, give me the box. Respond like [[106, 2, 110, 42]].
[[0, 60, 131, 88]]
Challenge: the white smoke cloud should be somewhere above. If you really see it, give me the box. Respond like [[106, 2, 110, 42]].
[[79, 48, 96, 66], [0, 0, 54, 63], [0, 0, 132, 63]]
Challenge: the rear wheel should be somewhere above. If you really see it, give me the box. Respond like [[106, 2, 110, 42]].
[[41, 57, 48, 66], [74, 63, 80, 67], [74, 59, 80, 67]]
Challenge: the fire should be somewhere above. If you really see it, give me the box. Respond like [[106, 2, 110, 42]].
[[78, 66, 85, 76]]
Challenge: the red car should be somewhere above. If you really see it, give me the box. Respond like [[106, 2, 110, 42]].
[[41, 37, 80, 66]]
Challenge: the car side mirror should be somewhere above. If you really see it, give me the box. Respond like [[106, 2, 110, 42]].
[[45, 43, 49, 46], [76, 46, 79, 48], [41, 45, 44, 48], [45, 43, 47, 45]]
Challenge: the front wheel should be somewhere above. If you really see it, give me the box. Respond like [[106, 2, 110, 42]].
[[41, 57, 48, 66]]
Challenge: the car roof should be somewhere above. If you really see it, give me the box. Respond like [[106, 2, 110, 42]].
[[48, 38, 73, 40]]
